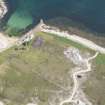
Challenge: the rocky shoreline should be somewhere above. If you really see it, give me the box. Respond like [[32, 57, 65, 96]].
[[41, 22, 105, 54], [0, 0, 7, 19], [46, 17, 105, 47], [0, 1, 18, 53]]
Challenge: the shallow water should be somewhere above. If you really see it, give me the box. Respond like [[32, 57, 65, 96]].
[[6, 0, 105, 34]]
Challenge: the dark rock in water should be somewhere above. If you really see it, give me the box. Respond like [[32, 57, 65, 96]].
[[32, 37, 44, 48]]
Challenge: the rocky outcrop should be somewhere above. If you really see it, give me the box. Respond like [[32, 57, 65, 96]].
[[0, 0, 7, 19]]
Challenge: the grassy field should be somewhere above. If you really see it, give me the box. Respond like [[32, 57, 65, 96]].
[[40, 32, 105, 105], [83, 53, 105, 105], [0, 31, 103, 105], [0, 32, 86, 105], [38, 32, 94, 52]]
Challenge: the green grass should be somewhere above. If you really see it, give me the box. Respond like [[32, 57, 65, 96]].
[[0, 31, 100, 105], [37, 32, 94, 54], [38, 32, 105, 105], [0, 47, 16, 64], [95, 54, 105, 65], [83, 54, 105, 105], [0, 32, 79, 105]]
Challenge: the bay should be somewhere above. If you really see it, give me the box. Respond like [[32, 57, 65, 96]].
[[5, 0, 105, 34]]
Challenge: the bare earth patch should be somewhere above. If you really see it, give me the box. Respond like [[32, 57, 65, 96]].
[[0, 33, 18, 52]]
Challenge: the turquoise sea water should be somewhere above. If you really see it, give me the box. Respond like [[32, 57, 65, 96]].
[[5, 0, 105, 34]]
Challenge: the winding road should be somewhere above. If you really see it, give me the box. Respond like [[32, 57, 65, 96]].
[[60, 52, 99, 105]]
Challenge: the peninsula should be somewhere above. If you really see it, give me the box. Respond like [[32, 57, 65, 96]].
[[0, 1, 105, 105]]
